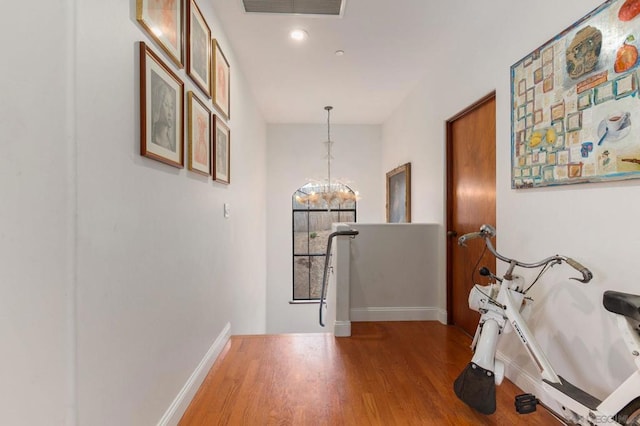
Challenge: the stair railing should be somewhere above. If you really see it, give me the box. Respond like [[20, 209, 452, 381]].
[[319, 229, 359, 327]]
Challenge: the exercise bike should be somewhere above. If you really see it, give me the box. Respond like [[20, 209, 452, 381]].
[[453, 225, 640, 425]]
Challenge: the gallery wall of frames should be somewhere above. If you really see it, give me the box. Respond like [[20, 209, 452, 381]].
[[137, 0, 231, 184]]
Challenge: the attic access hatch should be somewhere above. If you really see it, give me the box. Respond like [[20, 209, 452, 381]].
[[242, 0, 345, 16]]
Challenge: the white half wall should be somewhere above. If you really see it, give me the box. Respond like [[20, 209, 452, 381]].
[[349, 223, 443, 322], [382, 0, 635, 408], [266, 124, 383, 333]]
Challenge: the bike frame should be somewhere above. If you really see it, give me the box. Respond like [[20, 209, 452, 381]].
[[481, 279, 640, 423], [463, 226, 640, 424]]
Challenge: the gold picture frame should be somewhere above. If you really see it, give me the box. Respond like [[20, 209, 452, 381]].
[[136, 0, 183, 68], [386, 163, 411, 223], [212, 39, 230, 120], [213, 115, 230, 184], [139, 42, 184, 168], [186, 0, 211, 97], [187, 91, 211, 176]]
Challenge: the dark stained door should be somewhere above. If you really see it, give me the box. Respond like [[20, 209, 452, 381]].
[[446, 93, 497, 337]]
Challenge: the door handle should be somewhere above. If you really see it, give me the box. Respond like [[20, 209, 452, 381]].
[[447, 230, 458, 237]]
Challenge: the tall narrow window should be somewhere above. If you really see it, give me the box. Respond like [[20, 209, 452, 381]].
[[292, 183, 356, 300]]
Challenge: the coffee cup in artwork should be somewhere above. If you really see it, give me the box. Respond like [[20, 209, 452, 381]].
[[606, 111, 630, 133]]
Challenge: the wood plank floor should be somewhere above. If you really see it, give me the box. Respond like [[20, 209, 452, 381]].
[[180, 322, 560, 425]]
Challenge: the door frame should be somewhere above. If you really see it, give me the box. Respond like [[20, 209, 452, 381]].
[[445, 91, 496, 325]]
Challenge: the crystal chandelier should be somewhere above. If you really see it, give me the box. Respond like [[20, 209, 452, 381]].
[[295, 106, 359, 210]]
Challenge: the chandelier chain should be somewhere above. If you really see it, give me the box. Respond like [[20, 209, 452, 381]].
[[325, 106, 332, 190], [294, 106, 358, 210]]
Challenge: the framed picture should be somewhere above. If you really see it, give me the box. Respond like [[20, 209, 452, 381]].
[[136, 0, 183, 67], [386, 163, 411, 223], [212, 39, 230, 119], [187, 91, 211, 176], [139, 42, 184, 168], [511, 0, 640, 188], [187, 0, 211, 97], [213, 116, 230, 184]]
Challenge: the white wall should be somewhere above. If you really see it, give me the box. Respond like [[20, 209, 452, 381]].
[[0, 0, 267, 424], [0, 2, 72, 424], [383, 0, 635, 408], [73, 1, 267, 424], [266, 124, 383, 333]]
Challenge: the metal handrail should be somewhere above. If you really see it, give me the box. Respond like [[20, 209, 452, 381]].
[[319, 229, 359, 327]]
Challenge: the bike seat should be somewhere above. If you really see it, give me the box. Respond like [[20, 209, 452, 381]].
[[603, 290, 640, 322]]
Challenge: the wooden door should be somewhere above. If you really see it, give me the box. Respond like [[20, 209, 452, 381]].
[[446, 93, 496, 337]]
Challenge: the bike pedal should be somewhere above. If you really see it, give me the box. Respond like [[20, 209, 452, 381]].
[[515, 393, 538, 414]]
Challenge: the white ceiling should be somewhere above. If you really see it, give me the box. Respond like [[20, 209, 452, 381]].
[[211, 0, 442, 124]]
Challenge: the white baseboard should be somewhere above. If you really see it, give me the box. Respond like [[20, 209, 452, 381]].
[[334, 320, 351, 337], [350, 307, 444, 322], [496, 350, 564, 418], [437, 309, 448, 325], [157, 323, 231, 426]]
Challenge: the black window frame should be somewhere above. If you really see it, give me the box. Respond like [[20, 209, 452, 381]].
[[291, 183, 357, 301]]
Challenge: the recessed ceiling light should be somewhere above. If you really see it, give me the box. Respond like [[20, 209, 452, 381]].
[[335, 50, 345, 56], [290, 29, 308, 41]]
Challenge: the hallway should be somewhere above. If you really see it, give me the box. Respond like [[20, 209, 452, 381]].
[[180, 322, 560, 425]]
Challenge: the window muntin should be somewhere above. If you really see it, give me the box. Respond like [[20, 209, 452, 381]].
[[292, 183, 356, 300]]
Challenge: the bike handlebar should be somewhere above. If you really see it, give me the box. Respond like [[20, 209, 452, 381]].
[[457, 224, 496, 246], [457, 225, 593, 284], [565, 257, 593, 283]]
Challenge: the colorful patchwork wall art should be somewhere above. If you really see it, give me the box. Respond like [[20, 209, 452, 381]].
[[511, 0, 640, 188]]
